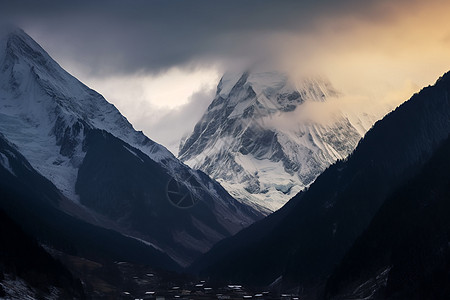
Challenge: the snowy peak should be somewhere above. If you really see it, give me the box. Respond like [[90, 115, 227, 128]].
[[216, 70, 337, 106], [0, 29, 171, 194], [0, 28, 144, 199], [3, 28, 53, 70], [0, 29, 154, 161], [0, 29, 193, 197], [1, 29, 131, 130], [2, 28, 86, 99], [179, 69, 375, 211], [201, 70, 341, 140], [0, 28, 263, 264]]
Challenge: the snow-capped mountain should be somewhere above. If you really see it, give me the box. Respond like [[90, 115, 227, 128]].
[[179, 71, 379, 211], [0, 28, 263, 266], [0, 27, 178, 201]]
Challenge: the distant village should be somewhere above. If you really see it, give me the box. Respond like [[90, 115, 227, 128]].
[[115, 262, 301, 300]]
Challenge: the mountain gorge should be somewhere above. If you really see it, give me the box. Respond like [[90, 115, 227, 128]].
[[179, 71, 380, 211]]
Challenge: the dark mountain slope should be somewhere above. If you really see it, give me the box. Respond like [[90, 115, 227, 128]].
[[0, 133, 180, 272], [76, 129, 261, 264], [0, 208, 85, 299], [325, 134, 450, 300], [192, 71, 450, 292]]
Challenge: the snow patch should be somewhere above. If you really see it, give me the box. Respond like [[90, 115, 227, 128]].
[[0, 151, 15, 176], [1, 274, 60, 300], [123, 234, 164, 252], [123, 144, 144, 163]]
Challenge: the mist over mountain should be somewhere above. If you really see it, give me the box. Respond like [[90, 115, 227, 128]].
[[179, 70, 381, 211]]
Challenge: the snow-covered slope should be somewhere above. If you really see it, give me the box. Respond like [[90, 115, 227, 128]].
[[179, 71, 380, 211], [0, 28, 263, 265], [0, 28, 182, 200]]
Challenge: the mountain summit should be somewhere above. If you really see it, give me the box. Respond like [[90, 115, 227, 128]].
[[179, 70, 378, 211]]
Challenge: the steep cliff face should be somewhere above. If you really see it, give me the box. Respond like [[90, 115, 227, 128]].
[[179, 71, 376, 211]]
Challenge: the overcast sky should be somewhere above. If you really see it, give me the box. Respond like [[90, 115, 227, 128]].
[[2, 0, 450, 153]]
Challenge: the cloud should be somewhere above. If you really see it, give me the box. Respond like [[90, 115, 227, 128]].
[[143, 86, 216, 155], [73, 68, 218, 155], [2, 0, 449, 152], [0, 0, 430, 76]]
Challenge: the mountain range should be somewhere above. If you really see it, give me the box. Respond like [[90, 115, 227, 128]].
[[1, 26, 450, 299]]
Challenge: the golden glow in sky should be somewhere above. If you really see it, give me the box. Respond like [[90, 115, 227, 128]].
[[20, 0, 450, 153]]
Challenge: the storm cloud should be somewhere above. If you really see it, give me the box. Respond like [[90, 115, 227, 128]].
[[1, 0, 449, 153], [1, 0, 425, 75]]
